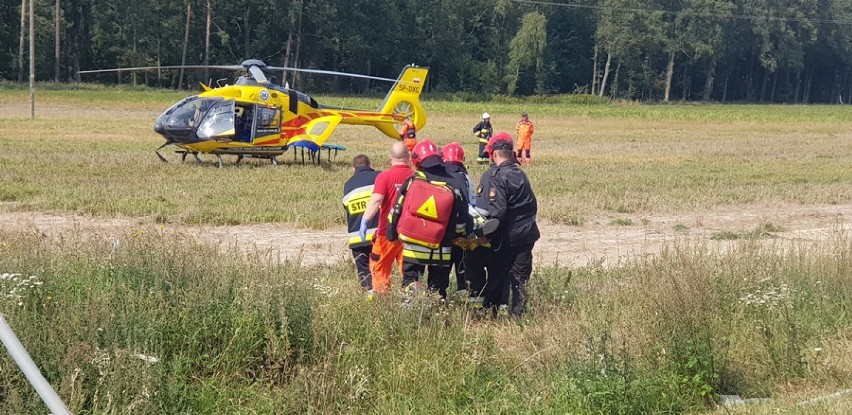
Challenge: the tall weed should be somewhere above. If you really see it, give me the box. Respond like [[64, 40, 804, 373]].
[[0, 229, 850, 413]]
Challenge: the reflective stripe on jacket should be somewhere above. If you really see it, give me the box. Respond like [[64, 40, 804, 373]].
[[473, 121, 493, 144], [402, 243, 453, 265], [343, 166, 380, 248]]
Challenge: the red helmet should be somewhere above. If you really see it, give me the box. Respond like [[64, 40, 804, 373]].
[[485, 132, 514, 159], [441, 142, 465, 164], [410, 139, 440, 169]]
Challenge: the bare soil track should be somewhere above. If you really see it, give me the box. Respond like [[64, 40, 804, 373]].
[[1, 203, 849, 268]]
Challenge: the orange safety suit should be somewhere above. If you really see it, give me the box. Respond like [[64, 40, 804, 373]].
[[400, 119, 417, 152], [370, 235, 404, 294], [515, 120, 534, 150]]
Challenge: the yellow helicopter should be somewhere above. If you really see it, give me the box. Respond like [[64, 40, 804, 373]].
[[79, 60, 429, 167]]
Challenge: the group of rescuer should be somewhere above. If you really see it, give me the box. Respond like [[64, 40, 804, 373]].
[[343, 113, 538, 317]]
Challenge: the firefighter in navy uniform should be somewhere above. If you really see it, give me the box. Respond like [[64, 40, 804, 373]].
[[472, 112, 493, 163], [441, 142, 476, 296], [477, 132, 540, 316], [342, 154, 380, 289], [387, 140, 473, 299]]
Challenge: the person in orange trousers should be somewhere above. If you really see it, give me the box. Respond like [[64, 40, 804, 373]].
[[399, 116, 417, 152], [359, 142, 414, 295], [515, 112, 534, 166]]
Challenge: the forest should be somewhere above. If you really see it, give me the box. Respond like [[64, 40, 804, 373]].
[[2, 0, 851, 103]]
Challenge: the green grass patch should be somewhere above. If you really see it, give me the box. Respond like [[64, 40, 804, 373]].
[[1, 229, 850, 413], [711, 223, 785, 240], [610, 218, 634, 226]]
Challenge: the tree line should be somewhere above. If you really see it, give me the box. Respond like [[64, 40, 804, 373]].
[[2, 0, 851, 103]]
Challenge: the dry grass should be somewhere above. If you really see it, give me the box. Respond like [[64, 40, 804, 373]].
[[0, 228, 849, 413], [1, 86, 851, 227]]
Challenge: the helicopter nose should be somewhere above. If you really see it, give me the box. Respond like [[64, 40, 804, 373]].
[[153, 112, 167, 134]]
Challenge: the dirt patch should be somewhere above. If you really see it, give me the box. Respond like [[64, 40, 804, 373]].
[[0, 203, 849, 268], [537, 203, 851, 267]]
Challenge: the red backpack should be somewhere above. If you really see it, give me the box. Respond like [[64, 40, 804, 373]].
[[397, 177, 455, 249]]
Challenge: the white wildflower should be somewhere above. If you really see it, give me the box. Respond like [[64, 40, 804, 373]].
[[136, 354, 160, 364], [739, 283, 793, 308]]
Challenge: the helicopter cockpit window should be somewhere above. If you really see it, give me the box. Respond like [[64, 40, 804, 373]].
[[197, 100, 236, 140], [161, 97, 221, 130], [255, 107, 282, 136]]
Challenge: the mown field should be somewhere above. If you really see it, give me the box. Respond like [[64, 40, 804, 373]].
[[1, 84, 851, 227], [1, 84, 851, 414]]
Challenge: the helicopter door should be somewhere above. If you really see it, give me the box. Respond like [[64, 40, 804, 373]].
[[253, 106, 282, 142], [235, 104, 256, 142]]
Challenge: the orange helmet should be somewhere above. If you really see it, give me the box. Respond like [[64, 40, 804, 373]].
[[410, 139, 441, 169], [441, 142, 465, 165], [485, 132, 514, 159]]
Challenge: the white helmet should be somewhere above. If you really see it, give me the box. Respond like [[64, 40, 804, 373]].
[[482, 112, 490, 119]]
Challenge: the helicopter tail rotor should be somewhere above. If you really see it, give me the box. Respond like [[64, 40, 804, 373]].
[[375, 65, 429, 138]]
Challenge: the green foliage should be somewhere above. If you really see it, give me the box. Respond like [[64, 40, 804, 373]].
[[506, 12, 548, 95], [3, 0, 851, 102]]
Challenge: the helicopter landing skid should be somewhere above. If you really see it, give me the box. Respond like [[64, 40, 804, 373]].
[[156, 142, 203, 165], [161, 148, 283, 167], [155, 142, 171, 163]]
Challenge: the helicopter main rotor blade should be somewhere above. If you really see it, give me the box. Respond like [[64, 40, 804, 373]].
[[266, 66, 401, 83], [77, 65, 243, 74], [78, 64, 416, 85]]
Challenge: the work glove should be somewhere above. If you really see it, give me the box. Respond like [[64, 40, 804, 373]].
[[359, 218, 370, 242]]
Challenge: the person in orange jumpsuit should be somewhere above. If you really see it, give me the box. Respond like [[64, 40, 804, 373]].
[[515, 112, 534, 166], [399, 116, 417, 152]]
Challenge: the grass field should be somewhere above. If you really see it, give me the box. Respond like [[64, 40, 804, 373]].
[[1, 84, 851, 227], [1, 83, 851, 413]]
